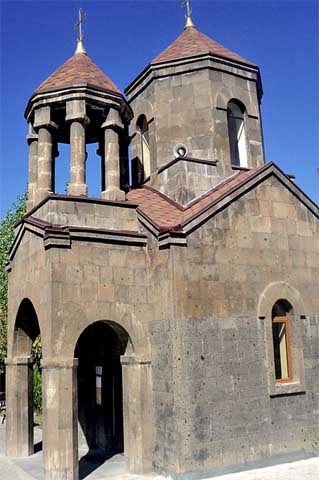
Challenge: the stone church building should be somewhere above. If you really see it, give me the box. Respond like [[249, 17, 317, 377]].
[[5, 5, 319, 480]]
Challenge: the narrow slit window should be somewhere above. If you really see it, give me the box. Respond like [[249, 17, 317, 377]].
[[95, 365, 103, 405], [272, 316, 292, 382], [227, 100, 248, 168], [137, 115, 151, 180]]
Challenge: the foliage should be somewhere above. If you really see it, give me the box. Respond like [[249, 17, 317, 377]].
[[0, 193, 27, 371], [32, 335, 42, 413], [33, 364, 42, 414]]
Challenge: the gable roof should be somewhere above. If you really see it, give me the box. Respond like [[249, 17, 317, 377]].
[[151, 25, 256, 67], [127, 163, 319, 235], [33, 52, 121, 97]]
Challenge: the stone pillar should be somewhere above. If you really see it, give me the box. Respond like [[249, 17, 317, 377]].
[[101, 109, 125, 201], [121, 355, 153, 473], [26, 124, 38, 211], [66, 100, 88, 196], [67, 121, 87, 196], [34, 106, 57, 204], [42, 358, 78, 480], [5, 356, 34, 457]]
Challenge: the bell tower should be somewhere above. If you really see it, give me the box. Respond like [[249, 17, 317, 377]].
[[25, 9, 132, 211], [126, 2, 264, 205]]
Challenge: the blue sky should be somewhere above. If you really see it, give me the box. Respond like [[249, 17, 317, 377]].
[[0, 0, 318, 218]]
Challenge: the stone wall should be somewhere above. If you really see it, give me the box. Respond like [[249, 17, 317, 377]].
[[157, 175, 319, 477], [128, 58, 264, 204], [6, 175, 319, 479]]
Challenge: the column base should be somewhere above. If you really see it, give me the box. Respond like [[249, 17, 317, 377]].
[[35, 188, 53, 204], [101, 188, 126, 201], [67, 183, 88, 196]]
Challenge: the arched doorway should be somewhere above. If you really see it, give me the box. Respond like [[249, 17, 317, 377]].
[[75, 321, 131, 459], [6, 298, 41, 457]]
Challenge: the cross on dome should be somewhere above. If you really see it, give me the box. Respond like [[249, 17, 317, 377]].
[[181, 0, 195, 28], [74, 8, 87, 54]]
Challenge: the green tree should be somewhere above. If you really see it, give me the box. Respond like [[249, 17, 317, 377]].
[[32, 335, 42, 414], [0, 193, 27, 372]]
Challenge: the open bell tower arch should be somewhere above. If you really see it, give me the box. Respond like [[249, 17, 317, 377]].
[[24, 18, 132, 211]]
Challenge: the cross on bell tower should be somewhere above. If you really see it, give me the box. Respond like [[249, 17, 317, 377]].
[[75, 8, 87, 54], [181, 0, 195, 28]]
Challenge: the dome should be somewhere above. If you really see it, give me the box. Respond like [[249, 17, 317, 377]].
[[151, 25, 256, 67], [33, 51, 121, 97]]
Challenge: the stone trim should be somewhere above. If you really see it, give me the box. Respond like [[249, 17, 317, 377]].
[[181, 164, 319, 233], [25, 86, 133, 122], [258, 282, 306, 397], [8, 218, 148, 263], [16, 193, 139, 227], [5, 356, 35, 366], [231, 165, 251, 171], [125, 53, 261, 102], [157, 155, 218, 175], [41, 358, 79, 369], [120, 354, 151, 366], [158, 231, 187, 249]]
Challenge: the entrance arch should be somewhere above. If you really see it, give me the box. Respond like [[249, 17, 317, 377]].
[[6, 298, 41, 457], [75, 321, 132, 458]]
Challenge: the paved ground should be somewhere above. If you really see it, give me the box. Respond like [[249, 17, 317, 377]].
[[1, 423, 319, 479]]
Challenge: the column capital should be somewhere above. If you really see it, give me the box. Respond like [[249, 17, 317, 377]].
[[66, 99, 90, 124], [34, 120, 58, 132], [5, 356, 35, 366], [26, 132, 38, 145], [33, 106, 58, 132], [41, 358, 79, 369], [101, 118, 124, 132], [102, 108, 124, 131], [66, 114, 90, 125]]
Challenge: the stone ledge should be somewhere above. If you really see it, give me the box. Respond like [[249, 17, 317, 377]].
[[41, 358, 79, 369], [5, 356, 35, 366]]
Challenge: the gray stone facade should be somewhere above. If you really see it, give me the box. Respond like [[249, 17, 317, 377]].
[[127, 57, 264, 205], [5, 16, 319, 480]]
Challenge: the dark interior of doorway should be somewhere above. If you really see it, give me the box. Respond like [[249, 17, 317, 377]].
[[75, 321, 127, 463]]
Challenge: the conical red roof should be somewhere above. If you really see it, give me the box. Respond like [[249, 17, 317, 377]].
[[34, 52, 121, 96], [151, 26, 256, 67]]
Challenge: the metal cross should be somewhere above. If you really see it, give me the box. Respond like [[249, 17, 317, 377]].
[[75, 8, 86, 42], [181, 0, 192, 19]]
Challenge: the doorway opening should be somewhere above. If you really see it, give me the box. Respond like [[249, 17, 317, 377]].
[[13, 298, 42, 453], [75, 321, 129, 460]]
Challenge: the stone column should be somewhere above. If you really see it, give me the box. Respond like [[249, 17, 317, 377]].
[[34, 106, 57, 204], [67, 121, 87, 196], [66, 99, 88, 196], [5, 356, 34, 457], [101, 109, 125, 201], [42, 358, 78, 480], [36, 127, 54, 203], [26, 124, 38, 211], [121, 355, 153, 473]]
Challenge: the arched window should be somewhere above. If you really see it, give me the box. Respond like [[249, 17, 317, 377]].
[[136, 115, 150, 180], [272, 301, 293, 383], [227, 100, 248, 168]]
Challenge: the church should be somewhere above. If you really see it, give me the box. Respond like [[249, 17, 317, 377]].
[[5, 3, 319, 480]]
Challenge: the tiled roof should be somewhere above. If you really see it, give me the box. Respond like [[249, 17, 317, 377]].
[[127, 164, 269, 232], [151, 26, 256, 67], [34, 53, 121, 96]]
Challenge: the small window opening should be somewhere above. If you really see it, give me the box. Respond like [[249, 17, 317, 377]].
[[137, 115, 150, 180], [227, 100, 248, 168], [272, 301, 293, 383]]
